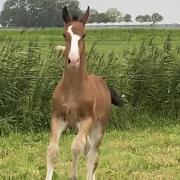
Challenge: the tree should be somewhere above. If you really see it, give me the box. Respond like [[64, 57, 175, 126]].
[[0, 0, 82, 27], [124, 14, 132, 22], [105, 8, 123, 22], [25, 0, 58, 27], [135, 15, 145, 23], [88, 9, 99, 23], [144, 15, 152, 22], [0, 0, 29, 27], [96, 13, 110, 23], [90, 9, 99, 15], [151, 13, 163, 24]]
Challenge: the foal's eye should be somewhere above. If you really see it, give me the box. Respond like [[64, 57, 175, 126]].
[[82, 34, 86, 39], [63, 33, 66, 38]]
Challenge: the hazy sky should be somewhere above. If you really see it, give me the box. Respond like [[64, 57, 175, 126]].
[[0, 0, 179, 23], [79, 0, 180, 23]]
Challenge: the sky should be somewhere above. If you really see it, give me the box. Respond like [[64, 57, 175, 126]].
[[0, 0, 180, 23], [79, 0, 180, 23]]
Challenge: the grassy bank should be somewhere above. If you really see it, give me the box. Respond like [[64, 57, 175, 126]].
[[1, 125, 180, 179]]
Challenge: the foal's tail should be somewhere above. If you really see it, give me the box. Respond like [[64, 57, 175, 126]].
[[108, 85, 124, 106]]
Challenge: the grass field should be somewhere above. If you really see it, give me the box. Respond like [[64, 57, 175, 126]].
[[0, 28, 180, 179], [1, 125, 180, 180], [1, 28, 180, 55]]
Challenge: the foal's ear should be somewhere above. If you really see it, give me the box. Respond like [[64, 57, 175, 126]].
[[62, 6, 71, 24], [79, 6, 90, 25]]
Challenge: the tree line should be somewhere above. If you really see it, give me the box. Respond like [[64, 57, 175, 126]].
[[0, 0, 163, 27], [90, 9, 163, 24]]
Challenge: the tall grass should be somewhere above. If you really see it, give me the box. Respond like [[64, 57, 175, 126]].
[[0, 30, 180, 134], [123, 35, 180, 118], [0, 39, 64, 134]]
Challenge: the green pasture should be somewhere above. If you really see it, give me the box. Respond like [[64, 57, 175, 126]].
[[1, 28, 180, 56], [0, 28, 180, 179], [1, 125, 180, 179]]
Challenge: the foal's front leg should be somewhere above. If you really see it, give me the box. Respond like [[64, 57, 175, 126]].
[[46, 115, 68, 180], [70, 117, 93, 180]]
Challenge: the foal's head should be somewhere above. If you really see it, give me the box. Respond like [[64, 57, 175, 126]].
[[62, 6, 90, 68]]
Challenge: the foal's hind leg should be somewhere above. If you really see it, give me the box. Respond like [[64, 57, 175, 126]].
[[87, 122, 104, 180], [84, 135, 92, 157], [70, 117, 93, 180], [46, 115, 68, 180]]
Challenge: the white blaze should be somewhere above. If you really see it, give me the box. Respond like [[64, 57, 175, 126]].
[[67, 25, 81, 62]]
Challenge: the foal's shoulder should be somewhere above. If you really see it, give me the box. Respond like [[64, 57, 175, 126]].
[[88, 74, 101, 81], [52, 81, 63, 99]]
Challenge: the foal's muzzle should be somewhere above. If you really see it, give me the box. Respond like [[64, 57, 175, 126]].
[[68, 58, 80, 68]]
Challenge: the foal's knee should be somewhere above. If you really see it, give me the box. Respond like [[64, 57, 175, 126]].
[[47, 143, 59, 166]]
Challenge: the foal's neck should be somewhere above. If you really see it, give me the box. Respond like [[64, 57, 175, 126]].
[[63, 51, 88, 89]]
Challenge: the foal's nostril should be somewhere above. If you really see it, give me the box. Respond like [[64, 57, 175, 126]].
[[68, 58, 80, 66], [68, 59, 71, 64]]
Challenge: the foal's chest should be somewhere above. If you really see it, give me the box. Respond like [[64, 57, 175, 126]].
[[58, 96, 93, 123]]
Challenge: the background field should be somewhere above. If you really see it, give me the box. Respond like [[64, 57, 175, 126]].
[[0, 28, 180, 179], [0, 28, 180, 132], [1, 28, 180, 55]]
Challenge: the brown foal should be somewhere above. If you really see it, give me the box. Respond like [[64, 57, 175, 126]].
[[46, 6, 122, 180]]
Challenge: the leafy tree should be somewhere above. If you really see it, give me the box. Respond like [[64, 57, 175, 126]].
[[144, 15, 152, 22], [151, 13, 163, 24], [105, 8, 123, 22], [0, 0, 29, 27], [124, 14, 132, 22], [96, 13, 110, 23], [88, 9, 99, 23], [135, 15, 145, 23], [0, 0, 82, 27], [90, 9, 99, 15], [89, 9, 111, 23], [26, 0, 61, 27]]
